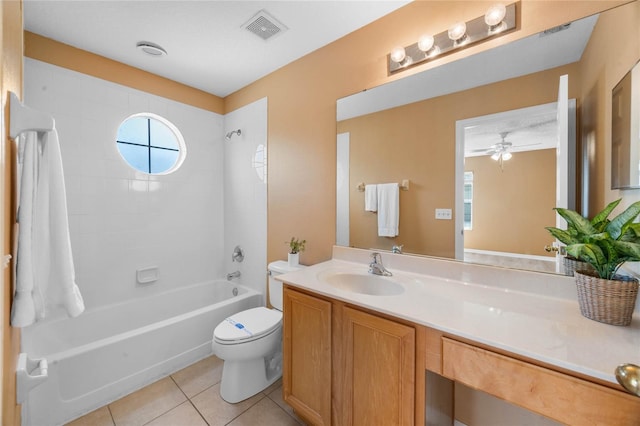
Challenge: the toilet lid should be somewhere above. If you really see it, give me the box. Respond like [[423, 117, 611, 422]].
[[214, 307, 282, 343]]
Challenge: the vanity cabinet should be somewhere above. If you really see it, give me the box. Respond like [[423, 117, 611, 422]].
[[283, 286, 420, 425], [282, 287, 332, 425], [441, 338, 640, 425]]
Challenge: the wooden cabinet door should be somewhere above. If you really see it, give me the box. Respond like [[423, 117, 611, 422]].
[[283, 288, 332, 425], [341, 306, 415, 426]]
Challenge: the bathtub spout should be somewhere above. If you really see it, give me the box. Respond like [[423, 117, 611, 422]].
[[227, 271, 241, 281]]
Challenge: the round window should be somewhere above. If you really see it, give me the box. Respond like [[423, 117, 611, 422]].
[[116, 113, 185, 174]]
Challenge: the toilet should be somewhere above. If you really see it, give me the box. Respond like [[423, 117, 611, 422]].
[[212, 260, 304, 403]]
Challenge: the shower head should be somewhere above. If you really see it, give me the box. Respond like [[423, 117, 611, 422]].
[[225, 129, 242, 140]]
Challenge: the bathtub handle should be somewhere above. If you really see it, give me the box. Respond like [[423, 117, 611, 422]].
[[232, 246, 244, 263], [16, 353, 49, 403]]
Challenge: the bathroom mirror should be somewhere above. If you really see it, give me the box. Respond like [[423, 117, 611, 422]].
[[336, 2, 639, 274], [612, 60, 640, 189]]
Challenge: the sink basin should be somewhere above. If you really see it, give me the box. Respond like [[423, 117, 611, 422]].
[[318, 271, 404, 296]]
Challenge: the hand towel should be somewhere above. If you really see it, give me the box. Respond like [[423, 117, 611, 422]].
[[365, 184, 377, 212], [377, 183, 399, 237], [12, 128, 85, 327]]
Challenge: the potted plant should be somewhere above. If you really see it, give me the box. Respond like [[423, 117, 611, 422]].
[[546, 199, 640, 326], [286, 237, 306, 267]]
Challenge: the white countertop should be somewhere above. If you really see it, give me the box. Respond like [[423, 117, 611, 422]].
[[276, 247, 640, 386]]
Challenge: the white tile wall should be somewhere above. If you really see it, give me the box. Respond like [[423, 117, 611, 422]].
[[25, 58, 228, 310], [223, 98, 268, 299]]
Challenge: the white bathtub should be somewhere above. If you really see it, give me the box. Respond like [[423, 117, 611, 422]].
[[20, 280, 262, 426]]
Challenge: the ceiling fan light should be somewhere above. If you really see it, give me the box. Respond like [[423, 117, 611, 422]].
[[491, 152, 501, 161], [502, 151, 512, 160]]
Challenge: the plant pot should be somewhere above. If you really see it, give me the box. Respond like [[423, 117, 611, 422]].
[[288, 253, 299, 267], [574, 270, 639, 326], [562, 256, 594, 277]]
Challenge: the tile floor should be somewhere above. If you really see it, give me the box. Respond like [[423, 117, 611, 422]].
[[66, 356, 305, 426]]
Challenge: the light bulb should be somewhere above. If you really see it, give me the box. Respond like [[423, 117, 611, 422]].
[[390, 46, 406, 63], [491, 152, 501, 161], [418, 34, 434, 52], [502, 151, 512, 160], [485, 4, 507, 27], [448, 22, 467, 41]]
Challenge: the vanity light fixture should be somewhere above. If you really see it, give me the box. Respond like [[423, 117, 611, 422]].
[[485, 3, 508, 34], [388, 2, 517, 74], [390, 46, 407, 63], [418, 34, 440, 57], [136, 41, 167, 57], [448, 22, 468, 46]]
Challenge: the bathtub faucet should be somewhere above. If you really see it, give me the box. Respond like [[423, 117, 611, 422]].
[[226, 271, 241, 281]]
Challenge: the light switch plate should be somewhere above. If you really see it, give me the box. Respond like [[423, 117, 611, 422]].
[[435, 208, 452, 220]]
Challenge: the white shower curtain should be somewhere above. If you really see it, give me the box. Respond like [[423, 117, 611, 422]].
[[12, 127, 84, 327]]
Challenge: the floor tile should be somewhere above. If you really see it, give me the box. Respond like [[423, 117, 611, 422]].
[[66, 406, 114, 426], [190, 382, 265, 426], [108, 377, 187, 426], [267, 384, 306, 424], [172, 355, 224, 398], [262, 378, 282, 396], [227, 397, 301, 426], [145, 401, 207, 426]]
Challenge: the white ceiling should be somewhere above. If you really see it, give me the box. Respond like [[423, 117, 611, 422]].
[[24, 0, 410, 97]]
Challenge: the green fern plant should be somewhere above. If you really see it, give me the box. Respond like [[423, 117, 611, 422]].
[[546, 199, 640, 279], [286, 237, 306, 254]]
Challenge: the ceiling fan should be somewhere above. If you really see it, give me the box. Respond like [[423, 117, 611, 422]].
[[471, 132, 513, 161]]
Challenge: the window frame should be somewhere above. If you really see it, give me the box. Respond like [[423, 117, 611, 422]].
[[463, 171, 474, 231], [116, 113, 186, 175]]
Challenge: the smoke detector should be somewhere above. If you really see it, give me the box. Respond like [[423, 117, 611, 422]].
[[243, 9, 288, 41], [136, 41, 167, 57]]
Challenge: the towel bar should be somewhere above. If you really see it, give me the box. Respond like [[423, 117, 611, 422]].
[[357, 179, 410, 192], [9, 92, 54, 139]]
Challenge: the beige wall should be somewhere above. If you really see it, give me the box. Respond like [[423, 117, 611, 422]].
[[464, 149, 556, 256], [1, 0, 22, 424], [338, 63, 578, 258], [579, 0, 640, 216], [1, 1, 631, 424], [24, 32, 225, 114], [225, 0, 627, 265], [20, 1, 625, 265]]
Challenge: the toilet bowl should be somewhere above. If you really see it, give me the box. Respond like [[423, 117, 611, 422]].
[[212, 260, 304, 403]]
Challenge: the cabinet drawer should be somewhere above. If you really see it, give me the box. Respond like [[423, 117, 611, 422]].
[[442, 338, 640, 426]]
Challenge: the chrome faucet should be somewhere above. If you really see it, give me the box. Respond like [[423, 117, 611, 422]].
[[369, 252, 392, 276], [391, 244, 403, 254], [226, 271, 241, 280]]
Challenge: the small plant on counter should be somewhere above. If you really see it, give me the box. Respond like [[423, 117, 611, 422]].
[[546, 199, 640, 280], [287, 237, 306, 254]]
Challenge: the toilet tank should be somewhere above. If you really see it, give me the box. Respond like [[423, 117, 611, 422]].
[[268, 261, 305, 311]]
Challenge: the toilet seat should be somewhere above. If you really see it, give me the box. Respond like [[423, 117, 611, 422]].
[[214, 307, 282, 344]]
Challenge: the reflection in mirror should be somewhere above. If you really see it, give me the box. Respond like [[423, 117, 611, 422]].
[[336, 3, 640, 274], [612, 60, 640, 189], [454, 98, 575, 274]]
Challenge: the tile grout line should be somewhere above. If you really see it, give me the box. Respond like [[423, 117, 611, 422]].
[[223, 393, 268, 426], [265, 389, 305, 425], [169, 374, 212, 426], [107, 405, 116, 426], [137, 377, 189, 426]]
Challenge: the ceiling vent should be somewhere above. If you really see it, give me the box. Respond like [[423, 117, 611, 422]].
[[243, 9, 288, 41]]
